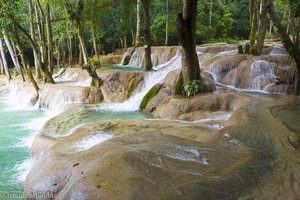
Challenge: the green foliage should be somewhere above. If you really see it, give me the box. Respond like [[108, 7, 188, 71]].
[[86, 55, 101, 71], [182, 80, 203, 98], [204, 37, 239, 44], [140, 84, 162, 110], [12, 68, 19, 77]]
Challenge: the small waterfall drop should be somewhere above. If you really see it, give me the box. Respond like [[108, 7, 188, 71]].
[[119, 49, 130, 65], [249, 59, 276, 90], [127, 50, 143, 67], [98, 55, 182, 112]]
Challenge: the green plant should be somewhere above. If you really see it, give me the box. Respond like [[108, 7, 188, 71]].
[[12, 68, 19, 77], [87, 55, 101, 71], [182, 80, 203, 97]]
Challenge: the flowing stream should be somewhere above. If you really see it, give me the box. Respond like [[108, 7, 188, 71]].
[[0, 96, 47, 198]]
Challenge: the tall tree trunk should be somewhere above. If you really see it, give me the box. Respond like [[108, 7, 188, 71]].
[[209, 0, 213, 28], [256, 0, 268, 55], [46, 4, 54, 74], [0, 39, 11, 81], [13, 20, 54, 83], [0, 58, 4, 75], [78, 30, 88, 65], [135, 0, 142, 47], [266, 0, 300, 71], [68, 33, 73, 66], [78, 44, 83, 65], [61, 41, 66, 66], [28, 0, 41, 79], [165, 0, 169, 46], [14, 36, 40, 93], [76, 0, 88, 65], [0, 54, 4, 74], [178, 0, 201, 83], [35, 0, 45, 64], [92, 25, 98, 55], [124, 34, 128, 49], [36, 0, 48, 68], [57, 42, 61, 69], [142, 0, 152, 71], [11, 42, 25, 81], [2, 31, 25, 81], [91, 0, 98, 55], [249, 0, 258, 54]]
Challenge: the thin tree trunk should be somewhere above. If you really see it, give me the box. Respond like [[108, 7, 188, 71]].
[[15, 36, 40, 93], [35, 0, 44, 64], [78, 30, 88, 65], [124, 34, 128, 49], [266, 0, 300, 71], [78, 43, 83, 65], [249, 0, 258, 54], [165, 0, 169, 46], [36, 0, 48, 67], [130, 11, 135, 47], [68, 33, 73, 66], [269, 20, 273, 33], [46, 4, 54, 75], [0, 39, 11, 81], [209, 0, 213, 28], [92, 25, 98, 55], [0, 54, 4, 74], [2, 31, 25, 81], [11, 42, 25, 81], [91, 0, 98, 55], [13, 20, 54, 83], [75, 0, 88, 65], [28, 0, 41, 79], [178, 0, 201, 83], [61, 41, 66, 66], [142, 0, 152, 71], [57, 42, 60, 69], [135, 0, 142, 47], [256, 0, 268, 55]]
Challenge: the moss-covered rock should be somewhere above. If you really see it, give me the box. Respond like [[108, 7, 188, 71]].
[[174, 72, 183, 96], [100, 55, 123, 64], [126, 78, 140, 97], [140, 84, 162, 110]]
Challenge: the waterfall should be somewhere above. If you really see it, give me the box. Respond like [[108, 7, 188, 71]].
[[127, 50, 143, 67], [119, 49, 130, 65], [249, 59, 276, 91], [97, 55, 182, 112]]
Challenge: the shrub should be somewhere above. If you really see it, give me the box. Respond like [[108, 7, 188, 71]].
[[182, 80, 203, 97], [12, 68, 19, 77]]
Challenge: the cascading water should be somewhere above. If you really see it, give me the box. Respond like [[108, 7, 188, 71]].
[[127, 50, 143, 67], [119, 49, 130, 65], [97, 55, 182, 112], [249, 59, 276, 91], [126, 50, 160, 68]]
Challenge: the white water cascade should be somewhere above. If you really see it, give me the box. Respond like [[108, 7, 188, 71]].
[[97, 55, 182, 112], [127, 50, 159, 68], [249, 59, 276, 90], [119, 48, 130, 65], [127, 50, 144, 67]]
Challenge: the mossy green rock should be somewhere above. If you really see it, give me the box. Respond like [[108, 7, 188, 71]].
[[174, 72, 183, 96], [140, 84, 162, 110]]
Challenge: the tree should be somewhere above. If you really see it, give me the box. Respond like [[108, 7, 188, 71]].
[[135, 0, 142, 47], [178, 0, 201, 83], [142, 0, 152, 71], [0, 38, 11, 81], [266, 0, 300, 70]]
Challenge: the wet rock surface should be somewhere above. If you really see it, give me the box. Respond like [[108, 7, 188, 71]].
[[24, 93, 300, 200]]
